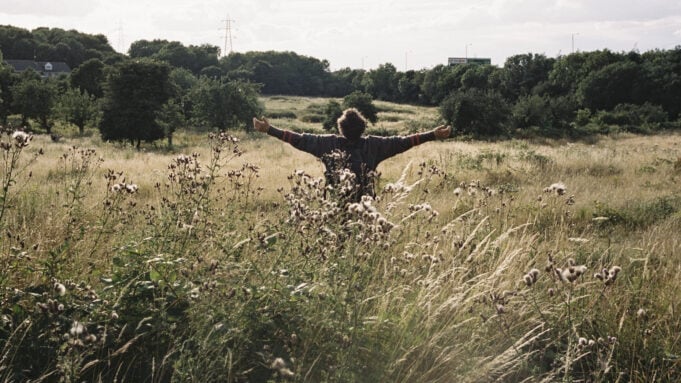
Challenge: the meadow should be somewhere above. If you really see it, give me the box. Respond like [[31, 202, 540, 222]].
[[1, 96, 681, 382]]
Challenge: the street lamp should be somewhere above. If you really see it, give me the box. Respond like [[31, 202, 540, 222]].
[[465, 43, 473, 60], [571, 33, 579, 53], [405, 50, 412, 71]]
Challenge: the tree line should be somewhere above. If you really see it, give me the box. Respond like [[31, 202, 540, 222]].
[[1, 24, 680, 144]]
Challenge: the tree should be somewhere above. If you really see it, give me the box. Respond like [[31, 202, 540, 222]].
[[577, 61, 649, 111], [99, 59, 174, 148], [55, 88, 100, 135], [642, 47, 681, 119], [0, 52, 13, 124], [460, 65, 498, 91], [190, 78, 262, 131], [322, 100, 343, 131], [440, 89, 510, 137], [70, 58, 106, 98], [498, 53, 554, 102], [169, 67, 199, 122], [363, 63, 397, 101], [343, 91, 378, 124], [395, 70, 424, 104], [156, 99, 185, 147], [11, 75, 57, 132], [128, 39, 169, 58]]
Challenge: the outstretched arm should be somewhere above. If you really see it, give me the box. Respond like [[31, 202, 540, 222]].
[[375, 124, 452, 162], [253, 116, 306, 146], [252, 116, 335, 157], [432, 125, 452, 139]]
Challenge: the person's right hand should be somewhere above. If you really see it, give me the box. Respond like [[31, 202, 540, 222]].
[[433, 125, 452, 139], [253, 117, 270, 132]]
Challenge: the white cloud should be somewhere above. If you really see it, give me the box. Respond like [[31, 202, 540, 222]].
[[0, 0, 100, 17]]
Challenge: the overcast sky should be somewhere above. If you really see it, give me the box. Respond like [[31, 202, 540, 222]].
[[1, 0, 680, 70]]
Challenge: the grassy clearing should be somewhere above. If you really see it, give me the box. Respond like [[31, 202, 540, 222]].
[[1, 96, 681, 382]]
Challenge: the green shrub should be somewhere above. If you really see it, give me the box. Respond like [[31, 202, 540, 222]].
[[440, 89, 510, 137], [593, 196, 681, 230], [267, 110, 297, 119], [591, 103, 668, 134]]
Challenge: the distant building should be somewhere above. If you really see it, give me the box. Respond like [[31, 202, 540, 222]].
[[3, 59, 71, 78], [448, 57, 492, 66]]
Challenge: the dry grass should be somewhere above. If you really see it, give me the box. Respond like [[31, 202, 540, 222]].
[[2, 97, 681, 382]]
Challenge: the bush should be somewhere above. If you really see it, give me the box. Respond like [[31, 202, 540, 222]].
[[591, 103, 668, 134], [440, 89, 510, 137], [322, 100, 343, 131], [267, 110, 297, 119], [343, 91, 378, 124]]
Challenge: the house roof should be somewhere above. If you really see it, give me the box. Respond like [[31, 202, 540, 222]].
[[3, 59, 71, 73]]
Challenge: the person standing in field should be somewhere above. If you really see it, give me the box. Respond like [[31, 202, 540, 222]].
[[253, 108, 451, 199]]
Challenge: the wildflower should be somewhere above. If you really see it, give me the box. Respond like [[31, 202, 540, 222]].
[[578, 337, 588, 347], [54, 282, 66, 296], [453, 187, 463, 196], [556, 263, 587, 283], [637, 308, 647, 319], [547, 287, 555, 297], [12, 131, 32, 148], [69, 321, 85, 337], [111, 183, 122, 192], [271, 357, 295, 378], [595, 265, 621, 285], [523, 268, 540, 287], [125, 183, 138, 193], [544, 182, 566, 195], [271, 358, 286, 370]]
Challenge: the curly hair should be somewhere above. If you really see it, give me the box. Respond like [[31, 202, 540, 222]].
[[337, 108, 367, 141]]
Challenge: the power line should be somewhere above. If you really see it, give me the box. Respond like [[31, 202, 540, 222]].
[[219, 15, 235, 56], [115, 21, 125, 53]]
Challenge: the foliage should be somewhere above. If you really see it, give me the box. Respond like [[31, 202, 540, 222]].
[[440, 89, 510, 137], [99, 59, 174, 147], [54, 88, 100, 135], [190, 78, 263, 131], [343, 91, 378, 124], [155, 99, 185, 147], [220, 51, 332, 96], [0, 58, 13, 124], [322, 100, 343, 131], [0, 25, 122, 68], [498, 53, 554, 101], [10, 75, 57, 131], [129, 39, 219, 75], [363, 63, 398, 101], [69, 58, 106, 98], [577, 60, 650, 111]]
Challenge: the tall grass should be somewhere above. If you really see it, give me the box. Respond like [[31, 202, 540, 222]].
[[1, 100, 681, 382]]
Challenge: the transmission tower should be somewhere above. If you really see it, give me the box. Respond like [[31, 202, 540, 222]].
[[220, 15, 235, 56], [110, 21, 125, 53]]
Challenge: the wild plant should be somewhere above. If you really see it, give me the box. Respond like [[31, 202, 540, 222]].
[[0, 127, 41, 230]]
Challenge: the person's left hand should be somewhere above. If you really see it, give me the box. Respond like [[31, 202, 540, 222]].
[[433, 125, 452, 139], [253, 117, 270, 132]]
